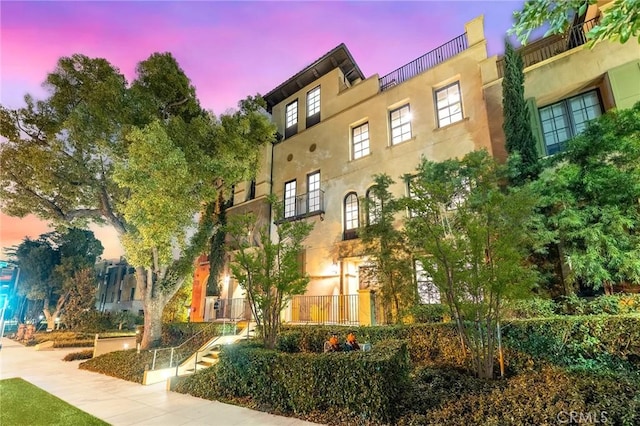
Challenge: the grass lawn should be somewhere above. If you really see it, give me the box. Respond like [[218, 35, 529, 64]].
[[0, 378, 108, 426]]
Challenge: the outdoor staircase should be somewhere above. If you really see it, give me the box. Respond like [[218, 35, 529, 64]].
[[176, 321, 256, 376]]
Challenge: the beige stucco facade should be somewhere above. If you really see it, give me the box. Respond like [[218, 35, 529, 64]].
[[252, 17, 493, 302], [192, 5, 640, 322]]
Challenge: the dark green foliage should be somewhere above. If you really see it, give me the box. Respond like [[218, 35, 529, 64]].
[[511, 0, 640, 46], [63, 349, 94, 361], [78, 322, 225, 383], [398, 366, 640, 426], [176, 340, 410, 423], [501, 316, 640, 374], [227, 196, 313, 349], [503, 298, 557, 318], [404, 150, 541, 378], [407, 303, 447, 323], [79, 349, 150, 383], [175, 319, 640, 425], [359, 174, 416, 323], [531, 104, 640, 291], [502, 41, 539, 184]]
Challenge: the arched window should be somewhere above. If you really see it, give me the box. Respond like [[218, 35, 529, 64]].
[[366, 187, 382, 225], [343, 192, 359, 240]]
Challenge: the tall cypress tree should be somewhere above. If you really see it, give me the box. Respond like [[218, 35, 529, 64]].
[[502, 41, 540, 185]]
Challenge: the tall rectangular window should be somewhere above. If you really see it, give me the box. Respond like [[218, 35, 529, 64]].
[[352, 122, 370, 160], [307, 171, 321, 213], [390, 104, 412, 144], [415, 260, 441, 304], [539, 90, 602, 155], [344, 192, 359, 240], [306, 86, 321, 127], [435, 82, 463, 127], [284, 180, 297, 218], [285, 100, 298, 138]]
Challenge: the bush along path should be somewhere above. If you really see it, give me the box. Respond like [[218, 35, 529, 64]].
[[174, 316, 640, 425]]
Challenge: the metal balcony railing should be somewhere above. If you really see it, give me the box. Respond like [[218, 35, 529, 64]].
[[379, 33, 468, 91], [213, 298, 251, 321], [283, 190, 324, 220], [290, 294, 359, 325], [497, 16, 600, 78]]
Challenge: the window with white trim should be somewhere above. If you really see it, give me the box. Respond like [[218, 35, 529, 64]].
[[539, 90, 602, 155], [390, 104, 412, 144], [306, 86, 321, 128], [307, 171, 321, 213], [352, 122, 370, 160], [307, 86, 320, 116], [415, 260, 441, 304], [284, 180, 297, 218], [435, 82, 463, 127], [344, 192, 359, 239], [285, 100, 298, 138]]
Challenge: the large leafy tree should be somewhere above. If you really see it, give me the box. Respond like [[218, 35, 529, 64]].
[[404, 150, 540, 379], [227, 197, 313, 349], [502, 41, 539, 185], [359, 174, 415, 323], [12, 237, 60, 327], [0, 53, 276, 348], [51, 228, 104, 328], [511, 0, 640, 46], [11, 229, 104, 330], [530, 104, 640, 293]]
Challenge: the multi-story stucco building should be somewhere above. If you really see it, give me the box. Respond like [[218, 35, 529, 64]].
[[190, 2, 640, 324], [95, 259, 143, 315]]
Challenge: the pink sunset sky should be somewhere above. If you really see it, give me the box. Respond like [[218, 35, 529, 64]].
[[1, 0, 528, 260]]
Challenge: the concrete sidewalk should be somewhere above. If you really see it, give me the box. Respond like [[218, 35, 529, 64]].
[[0, 337, 319, 426]]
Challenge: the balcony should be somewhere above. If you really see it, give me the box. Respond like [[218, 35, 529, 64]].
[[379, 33, 468, 91], [497, 16, 600, 78], [281, 190, 325, 221], [290, 294, 359, 325]]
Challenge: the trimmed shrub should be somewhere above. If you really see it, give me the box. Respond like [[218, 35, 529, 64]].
[[177, 340, 410, 423], [503, 298, 556, 318], [63, 350, 94, 361], [407, 304, 447, 323], [397, 367, 640, 426], [501, 316, 640, 374], [53, 339, 94, 348], [79, 349, 150, 383]]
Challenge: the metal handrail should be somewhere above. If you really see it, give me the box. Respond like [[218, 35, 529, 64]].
[[150, 322, 218, 370], [496, 16, 600, 78], [379, 33, 468, 91]]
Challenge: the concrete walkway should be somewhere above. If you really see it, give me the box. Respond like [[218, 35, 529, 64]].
[[0, 338, 319, 426]]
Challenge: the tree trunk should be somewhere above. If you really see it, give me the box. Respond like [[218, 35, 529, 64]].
[[141, 298, 165, 349]]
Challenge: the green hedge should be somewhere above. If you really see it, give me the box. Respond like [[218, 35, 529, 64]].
[[398, 366, 640, 426], [501, 315, 640, 374], [278, 316, 640, 376], [277, 323, 471, 370], [79, 349, 150, 383], [502, 294, 640, 319], [176, 340, 410, 423]]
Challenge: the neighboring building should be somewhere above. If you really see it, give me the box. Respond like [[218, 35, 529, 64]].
[[191, 2, 640, 324], [95, 258, 143, 316], [481, 2, 640, 161]]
